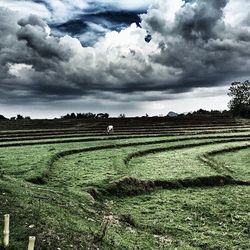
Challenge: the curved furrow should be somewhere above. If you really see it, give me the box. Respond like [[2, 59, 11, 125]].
[[103, 175, 250, 198], [49, 135, 250, 167], [200, 144, 250, 181], [43, 139, 250, 199], [38, 135, 250, 186], [123, 138, 250, 166]]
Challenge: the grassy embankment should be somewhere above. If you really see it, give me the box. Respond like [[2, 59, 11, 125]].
[[0, 119, 249, 249]]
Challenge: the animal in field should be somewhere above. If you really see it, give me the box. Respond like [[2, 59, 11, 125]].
[[107, 125, 114, 133]]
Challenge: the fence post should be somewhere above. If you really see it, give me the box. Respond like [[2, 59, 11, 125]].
[[28, 236, 36, 250], [3, 214, 10, 248]]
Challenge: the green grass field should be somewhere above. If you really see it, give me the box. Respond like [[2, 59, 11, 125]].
[[0, 119, 249, 249]]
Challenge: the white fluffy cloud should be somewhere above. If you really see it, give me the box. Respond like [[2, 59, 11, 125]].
[[0, 0, 154, 24], [58, 23, 167, 87], [8, 63, 34, 79], [224, 0, 250, 27], [0, 0, 51, 19]]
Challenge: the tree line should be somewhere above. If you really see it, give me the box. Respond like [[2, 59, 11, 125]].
[[0, 114, 31, 120], [0, 80, 249, 120]]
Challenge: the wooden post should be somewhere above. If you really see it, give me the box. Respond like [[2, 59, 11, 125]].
[[28, 236, 36, 250], [3, 214, 10, 248]]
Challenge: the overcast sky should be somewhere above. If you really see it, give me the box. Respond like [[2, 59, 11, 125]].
[[0, 0, 249, 118]]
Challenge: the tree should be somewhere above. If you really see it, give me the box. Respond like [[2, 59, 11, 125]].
[[0, 115, 7, 120], [228, 80, 250, 118], [16, 114, 24, 120]]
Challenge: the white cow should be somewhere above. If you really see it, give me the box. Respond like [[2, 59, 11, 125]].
[[107, 125, 114, 133]]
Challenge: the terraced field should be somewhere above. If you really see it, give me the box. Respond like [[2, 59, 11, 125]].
[[0, 117, 249, 249]]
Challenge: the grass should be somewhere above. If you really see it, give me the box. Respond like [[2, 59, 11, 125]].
[[0, 124, 249, 249], [1, 133, 248, 181], [0, 135, 182, 180], [0, 178, 100, 249], [126, 141, 250, 181], [211, 146, 250, 181], [47, 137, 250, 189], [109, 186, 250, 249]]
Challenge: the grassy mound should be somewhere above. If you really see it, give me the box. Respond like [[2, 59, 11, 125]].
[[103, 175, 249, 197]]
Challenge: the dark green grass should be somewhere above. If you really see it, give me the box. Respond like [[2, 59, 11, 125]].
[[211, 147, 250, 181], [126, 141, 250, 181], [108, 186, 250, 249], [0, 178, 102, 249], [0, 133, 248, 182], [0, 129, 249, 249], [48, 140, 248, 190]]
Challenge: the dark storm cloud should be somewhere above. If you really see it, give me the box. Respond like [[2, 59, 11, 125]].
[[141, 0, 250, 90], [17, 15, 71, 60], [0, 0, 250, 105], [174, 0, 228, 41], [0, 9, 75, 103]]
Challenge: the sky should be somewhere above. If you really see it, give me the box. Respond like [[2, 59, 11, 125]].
[[0, 0, 250, 118]]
